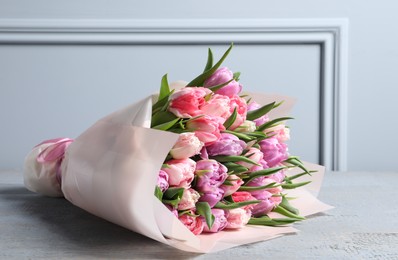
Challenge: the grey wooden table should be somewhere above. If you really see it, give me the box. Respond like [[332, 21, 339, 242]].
[[1, 170, 397, 259]]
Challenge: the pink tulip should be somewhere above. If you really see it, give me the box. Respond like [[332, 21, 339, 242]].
[[231, 191, 259, 211], [169, 87, 211, 118], [225, 208, 251, 229], [228, 95, 247, 130], [170, 132, 204, 160], [203, 67, 242, 97], [162, 158, 196, 188], [200, 94, 232, 124], [177, 188, 200, 211], [186, 115, 225, 146], [202, 209, 228, 233], [234, 120, 256, 133], [266, 124, 291, 142], [220, 174, 244, 197], [179, 212, 204, 235], [236, 147, 264, 170]]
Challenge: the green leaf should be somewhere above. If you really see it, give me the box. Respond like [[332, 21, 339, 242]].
[[247, 102, 275, 121], [246, 131, 267, 138], [162, 187, 185, 207], [246, 166, 286, 183], [152, 118, 180, 131], [152, 95, 170, 115], [279, 196, 299, 215], [208, 78, 234, 92], [154, 186, 163, 201], [257, 117, 294, 132], [223, 162, 249, 175], [233, 72, 241, 81], [285, 171, 317, 182], [223, 107, 237, 129], [284, 157, 310, 173], [151, 111, 177, 127], [248, 216, 301, 226], [281, 181, 311, 189], [214, 200, 261, 210], [187, 43, 234, 87], [196, 202, 215, 229], [273, 205, 305, 220], [239, 182, 277, 191], [203, 48, 214, 72], [159, 74, 170, 100], [222, 130, 255, 142], [211, 155, 260, 166]]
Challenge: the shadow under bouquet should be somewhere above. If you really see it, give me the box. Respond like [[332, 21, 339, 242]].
[[24, 44, 332, 253]]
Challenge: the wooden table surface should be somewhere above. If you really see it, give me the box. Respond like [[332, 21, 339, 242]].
[[1, 170, 397, 259]]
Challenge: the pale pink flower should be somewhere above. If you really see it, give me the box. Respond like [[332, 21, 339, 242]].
[[200, 94, 232, 124], [186, 115, 225, 146], [203, 67, 242, 97], [162, 158, 196, 188], [235, 120, 256, 133], [220, 174, 244, 197], [237, 147, 264, 170], [225, 208, 251, 229], [228, 95, 247, 130], [266, 124, 290, 142], [170, 132, 204, 159], [178, 188, 200, 210], [169, 87, 211, 118]]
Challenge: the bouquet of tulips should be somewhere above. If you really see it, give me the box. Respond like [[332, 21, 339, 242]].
[[24, 44, 332, 253]]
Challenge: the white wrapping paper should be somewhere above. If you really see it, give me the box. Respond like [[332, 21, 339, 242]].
[[24, 91, 333, 253]]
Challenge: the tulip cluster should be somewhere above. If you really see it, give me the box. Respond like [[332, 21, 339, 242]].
[[153, 44, 313, 235]]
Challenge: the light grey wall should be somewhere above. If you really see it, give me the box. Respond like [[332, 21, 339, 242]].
[[1, 0, 397, 171]]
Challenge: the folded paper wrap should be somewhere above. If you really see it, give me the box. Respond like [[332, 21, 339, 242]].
[[24, 91, 333, 253]]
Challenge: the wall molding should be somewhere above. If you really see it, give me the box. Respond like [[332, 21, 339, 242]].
[[0, 18, 348, 171]]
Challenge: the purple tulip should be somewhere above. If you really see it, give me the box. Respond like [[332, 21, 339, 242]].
[[251, 199, 275, 217], [203, 67, 242, 97], [260, 137, 289, 167], [195, 159, 228, 193], [157, 170, 169, 192], [247, 101, 270, 126], [206, 133, 246, 157], [199, 187, 224, 208], [202, 208, 228, 233]]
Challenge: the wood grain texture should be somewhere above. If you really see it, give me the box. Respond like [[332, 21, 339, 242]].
[[1, 171, 397, 259]]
